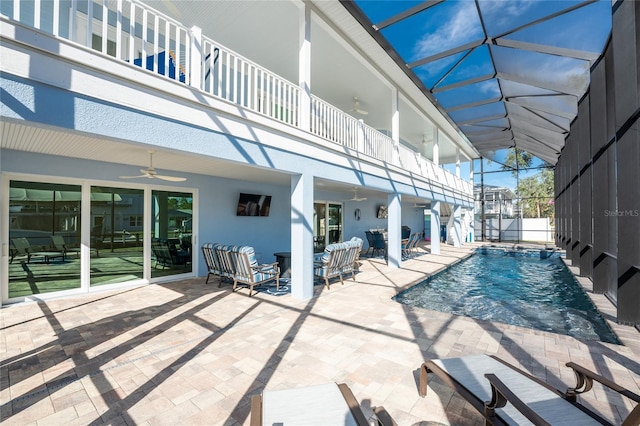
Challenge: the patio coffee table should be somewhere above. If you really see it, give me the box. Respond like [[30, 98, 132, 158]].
[[32, 251, 66, 264]]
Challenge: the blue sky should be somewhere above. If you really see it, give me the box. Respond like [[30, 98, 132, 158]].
[[355, 0, 612, 189]]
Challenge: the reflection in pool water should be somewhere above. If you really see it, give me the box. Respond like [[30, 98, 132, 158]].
[[394, 248, 620, 344]]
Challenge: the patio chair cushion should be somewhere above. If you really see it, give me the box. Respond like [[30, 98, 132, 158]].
[[420, 355, 639, 425]]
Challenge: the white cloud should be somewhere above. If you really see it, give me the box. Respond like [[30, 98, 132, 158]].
[[477, 80, 500, 96], [478, 0, 536, 32], [413, 5, 483, 60]]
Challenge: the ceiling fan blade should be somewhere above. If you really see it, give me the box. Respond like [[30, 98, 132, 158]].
[[352, 97, 368, 115], [120, 151, 186, 181], [155, 174, 187, 182], [119, 174, 149, 179]]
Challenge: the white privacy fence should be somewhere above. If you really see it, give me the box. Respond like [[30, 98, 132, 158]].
[[3, 0, 472, 198]]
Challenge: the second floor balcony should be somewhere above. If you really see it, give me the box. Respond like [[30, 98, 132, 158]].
[[0, 0, 475, 197]]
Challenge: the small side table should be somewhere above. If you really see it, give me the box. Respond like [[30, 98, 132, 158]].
[[273, 251, 291, 278]]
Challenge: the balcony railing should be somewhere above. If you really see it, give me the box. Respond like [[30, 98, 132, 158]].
[[2, 0, 472, 198], [201, 35, 300, 127]]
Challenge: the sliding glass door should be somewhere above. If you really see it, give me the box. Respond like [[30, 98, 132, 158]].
[[90, 186, 144, 286], [151, 190, 193, 278], [5, 179, 196, 302], [313, 202, 342, 253], [8, 181, 82, 298]]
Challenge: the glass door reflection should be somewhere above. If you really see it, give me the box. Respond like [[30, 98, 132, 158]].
[[313, 202, 343, 253], [151, 190, 193, 278], [90, 186, 144, 286], [8, 181, 82, 298]]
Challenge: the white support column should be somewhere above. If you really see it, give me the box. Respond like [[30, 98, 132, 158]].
[[290, 173, 314, 299], [0, 175, 7, 302], [189, 26, 202, 89], [80, 183, 91, 291], [452, 205, 462, 247], [391, 87, 400, 165], [469, 160, 475, 242], [455, 147, 461, 178], [430, 201, 441, 255], [298, 2, 311, 132], [387, 192, 402, 268]]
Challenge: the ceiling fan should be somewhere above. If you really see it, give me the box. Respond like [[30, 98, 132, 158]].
[[350, 97, 368, 115], [120, 151, 187, 182], [343, 187, 367, 202]]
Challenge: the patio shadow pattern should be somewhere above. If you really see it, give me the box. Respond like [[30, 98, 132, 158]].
[[1, 244, 639, 425]]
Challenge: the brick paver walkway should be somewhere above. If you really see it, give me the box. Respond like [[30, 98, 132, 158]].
[[1, 243, 638, 425]]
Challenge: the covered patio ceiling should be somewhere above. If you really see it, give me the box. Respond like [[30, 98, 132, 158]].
[[342, 0, 612, 165]]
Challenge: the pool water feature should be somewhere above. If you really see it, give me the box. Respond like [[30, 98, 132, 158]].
[[394, 247, 620, 344]]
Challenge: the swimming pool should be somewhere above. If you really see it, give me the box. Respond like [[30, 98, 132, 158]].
[[394, 247, 620, 344]]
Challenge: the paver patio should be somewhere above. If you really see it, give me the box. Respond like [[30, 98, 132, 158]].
[[1, 243, 639, 425]]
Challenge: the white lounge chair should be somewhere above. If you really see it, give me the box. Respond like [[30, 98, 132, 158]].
[[420, 354, 640, 425], [250, 382, 396, 426]]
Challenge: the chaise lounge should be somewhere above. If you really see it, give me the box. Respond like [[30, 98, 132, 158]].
[[10, 237, 66, 264], [250, 382, 396, 426], [419, 354, 640, 425]]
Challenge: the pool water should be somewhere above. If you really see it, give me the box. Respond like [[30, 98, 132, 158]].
[[394, 248, 620, 344]]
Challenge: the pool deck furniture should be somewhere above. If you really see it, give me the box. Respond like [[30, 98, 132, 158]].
[[152, 238, 191, 269], [370, 231, 387, 258], [9, 237, 32, 263], [420, 354, 640, 426], [51, 235, 99, 258], [10, 237, 66, 264], [202, 243, 253, 286], [201, 243, 224, 287], [273, 251, 292, 278], [249, 382, 395, 426], [364, 230, 376, 257], [314, 237, 363, 289], [228, 245, 279, 296]]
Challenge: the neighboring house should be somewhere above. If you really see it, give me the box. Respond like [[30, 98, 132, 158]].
[[474, 184, 516, 219], [0, 0, 476, 303]]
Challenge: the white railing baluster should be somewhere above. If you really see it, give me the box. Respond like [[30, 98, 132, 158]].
[[33, 0, 40, 29], [115, 0, 122, 60], [253, 67, 259, 110], [12, 0, 19, 20], [128, 2, 135, 62], [53, 0, 60, 36], [233, 56, 239, 103], [183, 30, 190, 84], [141, 8, 148, 65], [152, 14, 159, 72], [174, 26, 181, 81], [227, 51, 232, 99], [240, 61, 246, 107], [101, 0, 108, 54], [216, 50, 223, 97], [86, 0, 93, 48], [71, 0, 77, 42], [164, 19, 170, 77]]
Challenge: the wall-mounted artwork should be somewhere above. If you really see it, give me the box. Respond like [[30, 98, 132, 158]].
[[377, 205, 388, 219]]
